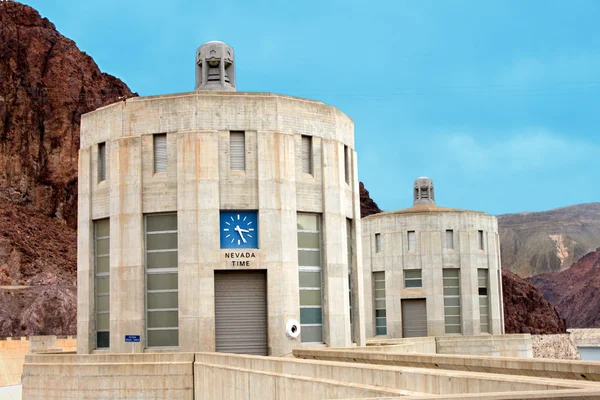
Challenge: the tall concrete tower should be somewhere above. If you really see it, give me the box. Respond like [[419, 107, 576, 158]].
[[413, 177, 435, 205], [195, 41, 236, 91]]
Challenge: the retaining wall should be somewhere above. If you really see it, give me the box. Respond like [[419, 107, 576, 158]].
[[532, 334, 581, 360]]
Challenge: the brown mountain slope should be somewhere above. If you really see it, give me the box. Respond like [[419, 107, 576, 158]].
[[0, 198, 76, 336], [0, 1, 134, 228], [502, 268, 565, 334], [0, 2, 134, 336], [498, 203, 600, 277], [529, 248, 600, 328], [359, 182, 382, 217]]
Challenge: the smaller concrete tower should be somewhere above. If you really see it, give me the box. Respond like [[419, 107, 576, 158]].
[[195, 41, 236, 91], [413, 177, 435, 205]]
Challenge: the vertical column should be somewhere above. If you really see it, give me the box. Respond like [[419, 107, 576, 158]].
[[487, 231, 502, 334], [460, 231, 478, 335], [176, 133, 199, 351], [197, 131, 220, 351], [257, 131, 299, 356], [349, 150, 367, 346], [321, 140, 351, 347], [110, 137, 144, 353], [77, 147, 94, 354]]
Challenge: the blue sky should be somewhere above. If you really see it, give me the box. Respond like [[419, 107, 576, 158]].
[[25, 0, 600, 215]]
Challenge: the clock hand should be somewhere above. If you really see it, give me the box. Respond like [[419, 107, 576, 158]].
[[234, 225, 247, 243], [238, 228, 250, 233]]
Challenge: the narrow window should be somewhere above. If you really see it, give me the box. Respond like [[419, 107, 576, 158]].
[[297, 213, 323, 343], [375, 233, 382, 253], [445, 230, 454, 250], [373, 271, 387, 335], [94, 219, 110, 348], [344, 145, 350, 184], [404, 269, 422, 288], [408, 231, 416, 251], [346, 218, 354, 342], [230, 131, 245, 171], [145, 213, 178, 347], [98, 142, 106, 182], [478, 269, 489, 333], [153, 134, 167, 174], [301, 135, 313, 175], [443, 269, 461, 334], [478, 230, 484, 251]]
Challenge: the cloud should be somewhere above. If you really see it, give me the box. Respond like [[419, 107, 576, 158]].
[[442, 130, 598, 173]]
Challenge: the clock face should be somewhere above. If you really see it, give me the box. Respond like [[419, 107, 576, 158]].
[[220, 211, 259, 249]]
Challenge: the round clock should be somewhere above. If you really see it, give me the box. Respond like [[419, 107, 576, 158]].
[[220, 211, 259, 249]]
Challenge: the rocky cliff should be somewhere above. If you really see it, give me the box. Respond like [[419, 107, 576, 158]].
[[0, 1, 134, 228], [498, 203, 600, 277], [530, 248, 600, 328], [502, 268, 566, 334], [359, 182, 382, 217], [0, 1, 133, 336]]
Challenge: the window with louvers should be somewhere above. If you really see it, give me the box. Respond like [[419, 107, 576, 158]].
[[230, 131, 245, 171], [347, 218, 354, 342], [478, 269, 489, 333], [404, 269, 422, 288], [95, 219, 110, 348], [153, 134, 167, 174], [301, 135, 313, 175], [145, 214, 178, 347], [373, 271, 387, 336], [297, 213, 323, 343], [443, 269, 461, 334], [445, 230, 454, 250], [98, 142, 106, 182]]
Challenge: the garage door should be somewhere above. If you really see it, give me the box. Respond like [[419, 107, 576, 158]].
[[214, 270, 268, 355], [401, 299, 427, 338]]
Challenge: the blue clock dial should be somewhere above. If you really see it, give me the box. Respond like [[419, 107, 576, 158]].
[[220, 211, 259, 249]]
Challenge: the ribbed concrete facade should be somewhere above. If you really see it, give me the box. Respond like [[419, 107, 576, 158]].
[[77, 91, 366, 356], [362, 180, 504, 339]]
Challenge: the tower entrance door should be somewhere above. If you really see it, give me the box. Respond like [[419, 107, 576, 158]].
[[214, 270, 268, 355], [401, 299, 428, 338]]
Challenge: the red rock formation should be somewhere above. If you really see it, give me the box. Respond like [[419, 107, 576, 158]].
[[0, 198, 76, 336], [530, 248, 600, 328], [360, 182, 382, 217], [502, 268, 566, 334], [0, 1, 134, 228]]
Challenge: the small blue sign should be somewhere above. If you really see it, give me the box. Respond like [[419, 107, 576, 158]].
[[125, 335, 140, 343]]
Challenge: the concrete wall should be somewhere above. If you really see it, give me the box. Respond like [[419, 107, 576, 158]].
[[436, 334, 532, 358], [569, 329, 600, 348], [0, 336, 76, 387], [533, 334, 581, 360], [78, 92, 366, 356], [294, 348, 600, 382], [362, 209, 503, 339], [365, 336, 437, 353], [22, 353, 194, 399]]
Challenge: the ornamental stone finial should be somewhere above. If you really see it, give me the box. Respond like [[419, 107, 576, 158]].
[[195, 41, 236, 91], [413, 177, 435, 205]]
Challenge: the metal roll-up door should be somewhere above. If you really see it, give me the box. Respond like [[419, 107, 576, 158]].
[[214, 270, 268, 355], [402, 299, 428, 338]]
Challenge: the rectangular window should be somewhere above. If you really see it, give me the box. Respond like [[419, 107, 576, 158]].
[[408, 231, 416, 251], [98, 142, 106, 182], [145, 213, 178, 347], [344, 145, 350, 184], [404, 269, 422, 288], [301, 135, 313, 175], [478, 230, 484, 251], [478, 269, 489, 333], [373, 271, 387, 336], [346, 219, 354, 342], [297, 213, 322, 343], [153, 134, 167, 174], [375, 233, 382, 253], [94, 219, 110, 348], [230, 131, 245, 171], [445, 230, 454, 250], [443, 269, 461, 334]]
